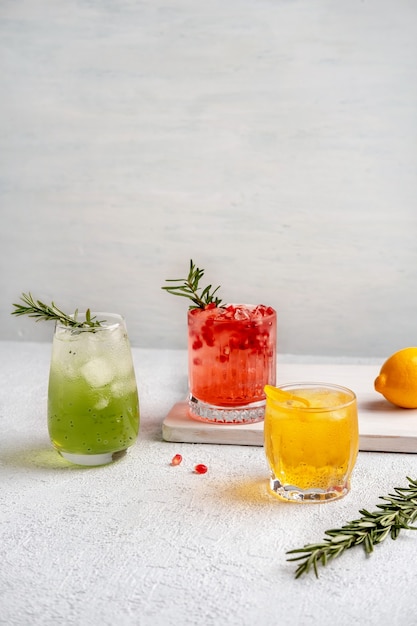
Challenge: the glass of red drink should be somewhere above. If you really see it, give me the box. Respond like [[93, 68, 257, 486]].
[[187, 303, 277, 423]]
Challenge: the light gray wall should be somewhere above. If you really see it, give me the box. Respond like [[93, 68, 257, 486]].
[[1, 0, 416, 357]]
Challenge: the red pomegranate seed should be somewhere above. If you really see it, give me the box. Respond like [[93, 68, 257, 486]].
[[171, 454, 182, 466], [194, 464, 208, 474]]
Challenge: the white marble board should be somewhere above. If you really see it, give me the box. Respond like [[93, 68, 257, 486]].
[[162, 363, 417, 453]]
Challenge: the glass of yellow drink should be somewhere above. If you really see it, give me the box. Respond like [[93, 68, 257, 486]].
[[264, 383, 358, 502]]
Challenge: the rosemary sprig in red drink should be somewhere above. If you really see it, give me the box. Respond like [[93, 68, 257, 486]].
[[162, 259, 276, 424], [162, 259, 223, 310]]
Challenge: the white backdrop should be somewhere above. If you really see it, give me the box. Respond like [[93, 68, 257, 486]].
[[1, 0, 416, 357]]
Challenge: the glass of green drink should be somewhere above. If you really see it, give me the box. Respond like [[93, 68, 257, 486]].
[[47, 313, 140, 466]]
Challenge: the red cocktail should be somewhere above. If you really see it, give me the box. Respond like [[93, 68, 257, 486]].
[[188, 304, 277, 423]]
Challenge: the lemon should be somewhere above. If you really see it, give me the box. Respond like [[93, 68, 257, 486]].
[[374, 347, 417, 408]]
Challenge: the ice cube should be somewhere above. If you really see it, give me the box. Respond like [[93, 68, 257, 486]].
[[251, 306, 264, 319], [252, 305, 275, 318], [112, 378, 137, 397], [80, 357, 115, 388], [113, 358, 135, 379], [111, 380, 127, 398], [220, 305, 249, 320], [232, 306, 251, 321], [94, 397, 110, 410]]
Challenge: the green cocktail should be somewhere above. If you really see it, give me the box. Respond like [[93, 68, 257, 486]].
[[48, 313, 139, 466]]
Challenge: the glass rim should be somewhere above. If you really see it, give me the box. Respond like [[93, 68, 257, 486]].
[[55, 312, 125, 332], [187, 303, 276, 321], [266, 381, 357, 411]]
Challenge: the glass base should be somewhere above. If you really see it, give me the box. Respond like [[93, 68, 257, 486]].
[[58, 449, 127, 466], [269, 476, 349, 502], [188, 396, 265, 424]]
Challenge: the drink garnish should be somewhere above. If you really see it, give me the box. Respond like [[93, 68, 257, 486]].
[[264, 385, 310, 407], [287, 476, 417, 578], [11, 292, 105, 329], [162, 259, 223, 310]]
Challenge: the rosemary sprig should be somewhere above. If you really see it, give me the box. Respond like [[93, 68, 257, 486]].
[[162, 259, 223, 310], [11, 293, 104, 329], [287, 477, 417, 578]]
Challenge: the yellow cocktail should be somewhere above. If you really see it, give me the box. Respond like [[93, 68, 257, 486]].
[[264, 383, 358, 502]]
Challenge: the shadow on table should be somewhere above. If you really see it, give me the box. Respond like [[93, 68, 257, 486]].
[[0, 444, 95, 471], [218, 476, 283, 505], [360, 398, 405, 412]]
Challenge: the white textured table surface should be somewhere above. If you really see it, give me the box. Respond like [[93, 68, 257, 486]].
[[1, 341, 417, 626]]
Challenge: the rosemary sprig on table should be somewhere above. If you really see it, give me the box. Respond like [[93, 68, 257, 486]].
[[287, 476, 417, 578], [162, 259, 223, 310], [11, 292, 104, 328]]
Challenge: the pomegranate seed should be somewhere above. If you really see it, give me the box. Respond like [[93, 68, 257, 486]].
[[192, 338, 203, 350], [194, 464, 208, 474], [171, 454, 182, 466]]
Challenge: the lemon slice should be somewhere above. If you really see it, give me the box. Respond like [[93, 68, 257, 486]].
[[264, 384, 310, 407]]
